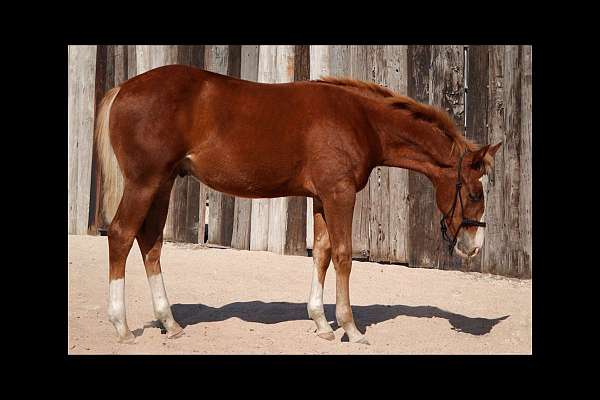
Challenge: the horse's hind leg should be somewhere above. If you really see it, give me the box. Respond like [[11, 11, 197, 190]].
[[136, 178, 184, 339], [107, 180, 159, 344], [307, 198, 335, 340]]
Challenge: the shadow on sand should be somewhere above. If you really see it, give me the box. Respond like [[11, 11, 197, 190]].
[[167, 301, 508, 337]]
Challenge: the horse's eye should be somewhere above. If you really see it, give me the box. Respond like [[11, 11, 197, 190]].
[[469, 192, 482, 202]]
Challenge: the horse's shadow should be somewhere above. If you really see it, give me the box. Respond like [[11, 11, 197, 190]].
[[168, 301, 508, 336]]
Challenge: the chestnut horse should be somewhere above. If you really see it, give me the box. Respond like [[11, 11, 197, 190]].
[[95, 65, 501, 344]]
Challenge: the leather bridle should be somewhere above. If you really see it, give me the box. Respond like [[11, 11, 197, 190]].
[[440, 152, 487, 255]]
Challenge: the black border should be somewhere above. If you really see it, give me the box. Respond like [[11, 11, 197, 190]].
[[24, 13, 556, 383]]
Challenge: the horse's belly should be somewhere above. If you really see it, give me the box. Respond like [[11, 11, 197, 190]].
[[183, 151, 309, 198]]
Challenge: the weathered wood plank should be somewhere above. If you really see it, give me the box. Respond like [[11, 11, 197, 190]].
[[169, 176, 190, 241], [407, 45, 437, 268], [127, 45, 137, 79], [367, 46, 391, 262], [430, 45, 466, 270], [383, 45, 410, 263], [136, 45, 169, 74], [482, 45, 532, 278], [519, 45, 532, 278], [465, 45, 489, 272], [483, 45, 507, 276], [407, 45, 468, 270], [310, 45, 330, 80], [204, 45, 236, 246], [306, 45, 331, 250], [68, 45, 97, 235], [466, 45, 489, 152], [285, 195, 307, 255], [231, 45, 259, 250], [329, 45, 350, 78], [363, 46, 410, 264], [503, 45, 528, 278], [114, 45, 128, 86], [198, 183, 209, 244], [250, 198, 270, 251], [306, 197, 314, 251]]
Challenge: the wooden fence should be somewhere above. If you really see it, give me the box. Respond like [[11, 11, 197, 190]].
[[68, 45, 532, 278]]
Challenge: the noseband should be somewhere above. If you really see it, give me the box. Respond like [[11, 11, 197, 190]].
[[440, 152, 487, 255]]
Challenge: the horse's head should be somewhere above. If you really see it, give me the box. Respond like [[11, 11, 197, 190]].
[[433, 142, 502, 259]]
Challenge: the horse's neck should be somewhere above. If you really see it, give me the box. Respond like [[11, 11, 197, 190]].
[[370, 104, 458, 179]]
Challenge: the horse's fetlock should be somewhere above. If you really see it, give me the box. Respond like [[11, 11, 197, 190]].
[[107, 306, 123, 324], [307, 304, 324, 320]]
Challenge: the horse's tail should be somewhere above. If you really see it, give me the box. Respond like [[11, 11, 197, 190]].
[[94, 86, 123, 225]]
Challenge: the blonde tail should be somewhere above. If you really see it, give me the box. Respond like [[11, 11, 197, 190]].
[[94, 86, 123, 225]]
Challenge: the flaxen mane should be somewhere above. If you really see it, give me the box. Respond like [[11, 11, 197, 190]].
[[316, 77, 493, 169]]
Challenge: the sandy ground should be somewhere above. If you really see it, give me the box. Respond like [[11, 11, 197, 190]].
[[68, 235, 532, 355]]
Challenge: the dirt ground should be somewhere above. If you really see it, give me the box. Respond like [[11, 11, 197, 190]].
[[68, 235, 532, 355]]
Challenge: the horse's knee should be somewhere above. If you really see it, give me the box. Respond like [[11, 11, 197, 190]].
[[332, 245, 352, 270], [108, 221, 135, 250], [109, 221, 138, 259]]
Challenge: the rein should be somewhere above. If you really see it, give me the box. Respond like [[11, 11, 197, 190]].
[[439, 152, 487, 255]]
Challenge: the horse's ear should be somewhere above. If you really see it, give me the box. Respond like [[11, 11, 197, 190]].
[[488, 141, 502, 158], [470, 145, 490, 170]]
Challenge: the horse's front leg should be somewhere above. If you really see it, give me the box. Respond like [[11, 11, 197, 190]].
[[307, 197, 334, 340], [320, 183, 369, 345]]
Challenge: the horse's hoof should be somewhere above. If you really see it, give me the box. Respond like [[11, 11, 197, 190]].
[[353, 337, 370, 345], [118, 333, 136, 344], [317, 331, 335, 341], [167, 328, 185, 339]]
